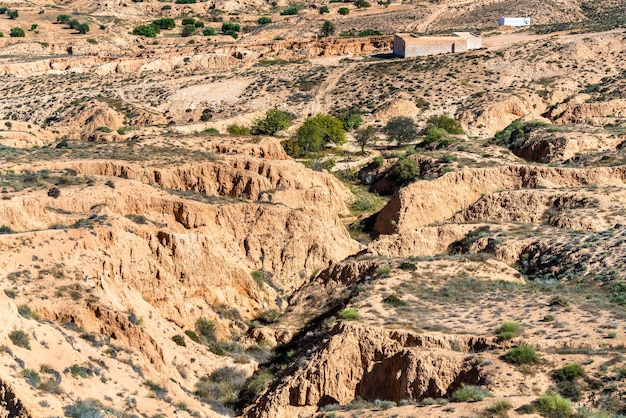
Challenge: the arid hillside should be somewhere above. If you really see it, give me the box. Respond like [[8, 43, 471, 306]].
[[0, 0, 625, 417]]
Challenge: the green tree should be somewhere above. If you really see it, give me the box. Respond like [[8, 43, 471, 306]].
[[425, 114, 464, 134], [283, 114, 346, 157], [181, 24, 195, 37], [222, 22, 241, 32], [9, 27, 25, 37], [133, 24, 160, 37], [152, 18, 176, 30], [387, 157, 419, 185], [383, 116, 417, 146], [280, 6, 298, 15], [257, 16, 272, 25], [182, 17, 195, 26], [355, 125, 378, 152], [252, 109, 294, 135], [335, 108, 363, 131], [354, 0, 371, 7], [76, 23, 89, 34], [8, 9, 18, 19], [203, 27, 217, 36], [319, 5, 330, 14], [320, 20, 335, 37], [338, 7, 350, 15]]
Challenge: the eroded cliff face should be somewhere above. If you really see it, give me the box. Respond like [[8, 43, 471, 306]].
[[0, 136, 360, 417], [244, 323, 495, 418], [374, 165, 626, 235]]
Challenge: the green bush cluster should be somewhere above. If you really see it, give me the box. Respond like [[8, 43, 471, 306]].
[[258, 16, 272, 25], [252, 109, 294, 135], [281, 114, 346, 157], [280, 6, 298, 15], [9, 27, 25, 37]]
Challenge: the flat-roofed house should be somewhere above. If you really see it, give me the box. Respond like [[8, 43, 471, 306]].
[[393, 32, 482, 58]]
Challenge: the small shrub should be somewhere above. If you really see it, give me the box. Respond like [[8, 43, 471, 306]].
[[486, 400, 513, 416], [145, 380, 168, 399], [47, 187, 61, 198], [251, 270, 264, 289], [375, 265, 391, 277], [497, 321, 521, 340], [204, 127, 220, 134], [184, 330, 200, 343], [607, 332, 617, 338], [542, 314, 555, 322], [227, 124, 250, 135], [18, 305, 38, 320], [182, 17, 196, 26], [10, 27, 25, 37], [39, 378, 63, 394], [451, 384, 491, 402], [196, 318, 216, 344], [319, 5, 329, 13], [94, 126, 111, 132], [340, 308, 359, 320], [503, 344, 539, 364], [105, 180, 115, 189], [338, 7, 349, 15], [280, 6, 298, 15], [22, 369, 41, 387], [8, 9, 18, 19], [171, 335, 186, 347], [350, 195, 377, 212], [553, 363, 585, 382], [372, 155, 384, 167], [9, 330, 30, 349], [4, 288, 17, 298], [383, 294, 407, 307], [534, 393, 573, 417], [69, 364, 89, 378], [258, 16, 271, 25]]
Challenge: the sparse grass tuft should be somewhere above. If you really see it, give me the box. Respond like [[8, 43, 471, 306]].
[[503, 344, 539, 364], [553, 363, 585, 382], [340, 308, 359, 320], [534, 393, 574, 417], [451, 384, 491, 402], [497, 321, 521, 340]]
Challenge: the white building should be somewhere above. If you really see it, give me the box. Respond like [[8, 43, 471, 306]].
[[393, 32, 482, 58], [498, 17, 531, 27]]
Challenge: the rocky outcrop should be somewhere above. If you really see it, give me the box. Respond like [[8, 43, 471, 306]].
[[459, 94, 546, 137], [547, 99, 626, 125], [374, 165, 626, 235], [0, 377, 31, 418], [244, 323, 494, 418]]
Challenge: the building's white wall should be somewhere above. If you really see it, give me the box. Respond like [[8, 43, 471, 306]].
[[405, 40, 464, 57], [498, 17, 531, 26], [465, 36, 482, 49]]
